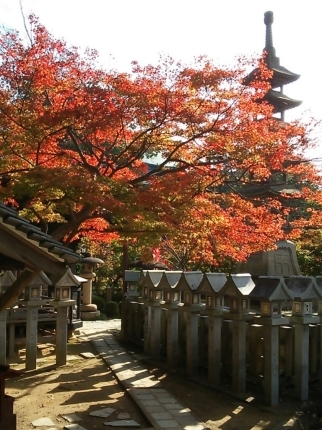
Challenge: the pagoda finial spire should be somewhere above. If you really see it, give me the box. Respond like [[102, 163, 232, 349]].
[[264, 11, 276, 56]]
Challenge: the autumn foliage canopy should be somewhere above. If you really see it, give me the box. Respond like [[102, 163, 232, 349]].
[[0, 16, 320, 268]]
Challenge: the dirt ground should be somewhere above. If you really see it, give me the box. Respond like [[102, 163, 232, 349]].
[[4, 325, 318, 430]]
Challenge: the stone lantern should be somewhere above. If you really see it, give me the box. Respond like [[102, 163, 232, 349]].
[[248, 276, 293, 406], [0, 271, 16, 294], [52, 268, 82, 301], [197, 273, 227, 312], [220, 273, 255, 396], [176, 272, 203, 376], [196, 272, 227, 385], [158, 271, 183, 305], [79, 253, 104, 320], [157, 271, 183, 370], [139, 270, 165, 359], [249, 276, 293, 319], [285, 276, 321, 321], [176, 271, 204, 309], [220, 274, 255, 316], [284, 276, 321, 401], [124, 270, 140, 298], [312, 276, 322, 314], [142, 270, 164, 304], [24, 271, 51, 301]]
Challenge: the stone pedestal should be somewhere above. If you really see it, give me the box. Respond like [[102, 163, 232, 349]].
[[25, 301, 41, 370], [260, 317, 289, 406], [52, 300, 75, 366], [291, 315, 319, 401], [165, 304, 179, 371], [150, 304, 161, 361], [143, 303, 151, 355], [280, 325, 293, 378], [208, 312, 223, 385], [232, 318, 247, 395], [185, 306, 200, 376]]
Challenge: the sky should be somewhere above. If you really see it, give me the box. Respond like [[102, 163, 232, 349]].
[[0, 0, 321, 155]]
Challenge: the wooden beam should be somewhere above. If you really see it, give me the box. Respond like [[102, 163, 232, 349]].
[[0, 269, 41, 312], [0, 226, 67, 275]]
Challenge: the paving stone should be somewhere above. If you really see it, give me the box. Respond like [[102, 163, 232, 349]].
[[103, 419, 140, 427], [79, 352, 96, 359], [64, 424, 88, 430], [89, 407, 116, 418], [32, 417, 56, 427], [150, 411, 173, 420], [61, 413, 82, 423], [117, 412, 131, 419]]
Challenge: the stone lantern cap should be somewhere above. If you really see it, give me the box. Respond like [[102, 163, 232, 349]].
[[175, 271, 203, 292], [141, 270, 165, 288], [27, 271, 51, 287], [158, 271, 183, 290], [285, 276, 322, 300], [249, 276, 294, 301], [197, 272, 227, 294], [0, 270, 17, 288], [124, 270, 141, 283], [81, 255, 104, 266], [51, 268, 86, 286], [220, 273, 255, 298]]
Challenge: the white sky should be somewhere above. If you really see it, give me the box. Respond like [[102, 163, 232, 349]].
[[0, 0, 321, 155]]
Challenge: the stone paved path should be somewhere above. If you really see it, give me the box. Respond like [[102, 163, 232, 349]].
[[79, 320, 206, 430]]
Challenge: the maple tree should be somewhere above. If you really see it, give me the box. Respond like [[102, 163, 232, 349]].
[[0, 16, 320, 267]]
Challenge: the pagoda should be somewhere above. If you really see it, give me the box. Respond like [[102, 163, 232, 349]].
[[234, 11, 303, 278], [245, 11, 302, 121]]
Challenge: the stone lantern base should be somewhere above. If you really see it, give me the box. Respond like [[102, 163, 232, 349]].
[[80, 303, 100, 321]]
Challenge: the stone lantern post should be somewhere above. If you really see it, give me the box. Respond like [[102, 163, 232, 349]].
[[79, 253, 104, 320], [197, 272, 227, 385], [22, 271, 51, 370], [140, 270, 165, 358], [285, 276, 321, 401], [51, 268, 79, 366], [176, 272, 204, 376], [220, 273, 255, 396], [249, 276, 293, 405], [158, 271, 183, 371]]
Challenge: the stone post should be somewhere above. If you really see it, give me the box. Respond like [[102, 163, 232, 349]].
[[166, 305, 179, 371], [54, 300, 75, 366], [294, 322, 309, 401], [249, 323, 264, 378], [208, 313, 222, 385], [280, 325, 293, 379], [291, 314, 319, 401], [309, 324, 319, 376], [143, 303, 151, 355], [262, 321, 280, 406], [232, 318, 247, 395], [150, 303, 161, 361], [185, 308, 199, 376], [25, 302, 40, 370]]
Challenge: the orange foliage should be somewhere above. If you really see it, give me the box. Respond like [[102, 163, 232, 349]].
[[0, 16, 320, 265]]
